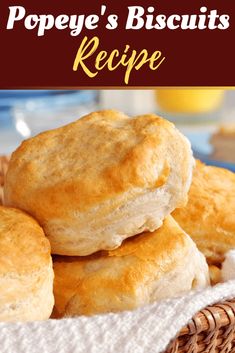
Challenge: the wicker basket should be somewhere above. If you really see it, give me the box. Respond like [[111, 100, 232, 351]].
[[1, 156, 235, 352], [165, 300, 235, 353]]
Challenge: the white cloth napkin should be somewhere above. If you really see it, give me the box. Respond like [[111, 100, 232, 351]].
[[1, 280, 235, 353]]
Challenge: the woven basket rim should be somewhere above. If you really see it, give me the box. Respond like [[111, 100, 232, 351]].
[[179, 300, 235, 336], [165, 300, 235, 353]]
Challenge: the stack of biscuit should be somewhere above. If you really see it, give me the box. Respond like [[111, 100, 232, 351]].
[[0, 109, 234, 321], [1, 110, 209, 319]]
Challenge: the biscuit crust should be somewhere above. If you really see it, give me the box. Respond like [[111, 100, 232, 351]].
[[0, 206, 54, 321], [53, 216, 209, 317], [4, 110, 193, 255], [173, 160, 235, 265]]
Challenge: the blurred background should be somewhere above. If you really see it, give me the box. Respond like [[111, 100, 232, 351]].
[[0, 89, 234, 170]]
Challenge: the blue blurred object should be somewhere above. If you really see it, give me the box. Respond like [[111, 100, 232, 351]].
[[185, 130, 235, 172], [0, 90, 98, 154], [0, 90, 54, 126], [0, 90, 97, 127]]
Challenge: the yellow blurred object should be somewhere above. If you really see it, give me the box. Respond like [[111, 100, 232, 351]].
[[156, 89, 224, 114]]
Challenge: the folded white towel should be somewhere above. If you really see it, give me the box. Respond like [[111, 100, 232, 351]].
[[1, 281, 235, 353]]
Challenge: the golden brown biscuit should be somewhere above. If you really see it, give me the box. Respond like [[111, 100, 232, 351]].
[[0, 206, 54, 321], [4, 110, 193, 256], [173, 160, 235, 265], [53, 216, 209, 317], [211, 124, 235, 163], [209, 265, 221, 285], [0, 156, 9, 205]]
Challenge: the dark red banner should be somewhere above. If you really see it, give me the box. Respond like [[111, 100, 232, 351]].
[[0, 0, 234, 87]]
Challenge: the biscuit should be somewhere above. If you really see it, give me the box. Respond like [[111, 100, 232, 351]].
[[0, 206, 54, 321], [209, 265, 221, 285], [53, 216, 209, 317], [173, 160, 235, 265], [211, 124, 235, 163], [4, 110, 194, 256], [0, 156, 9, 205]]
